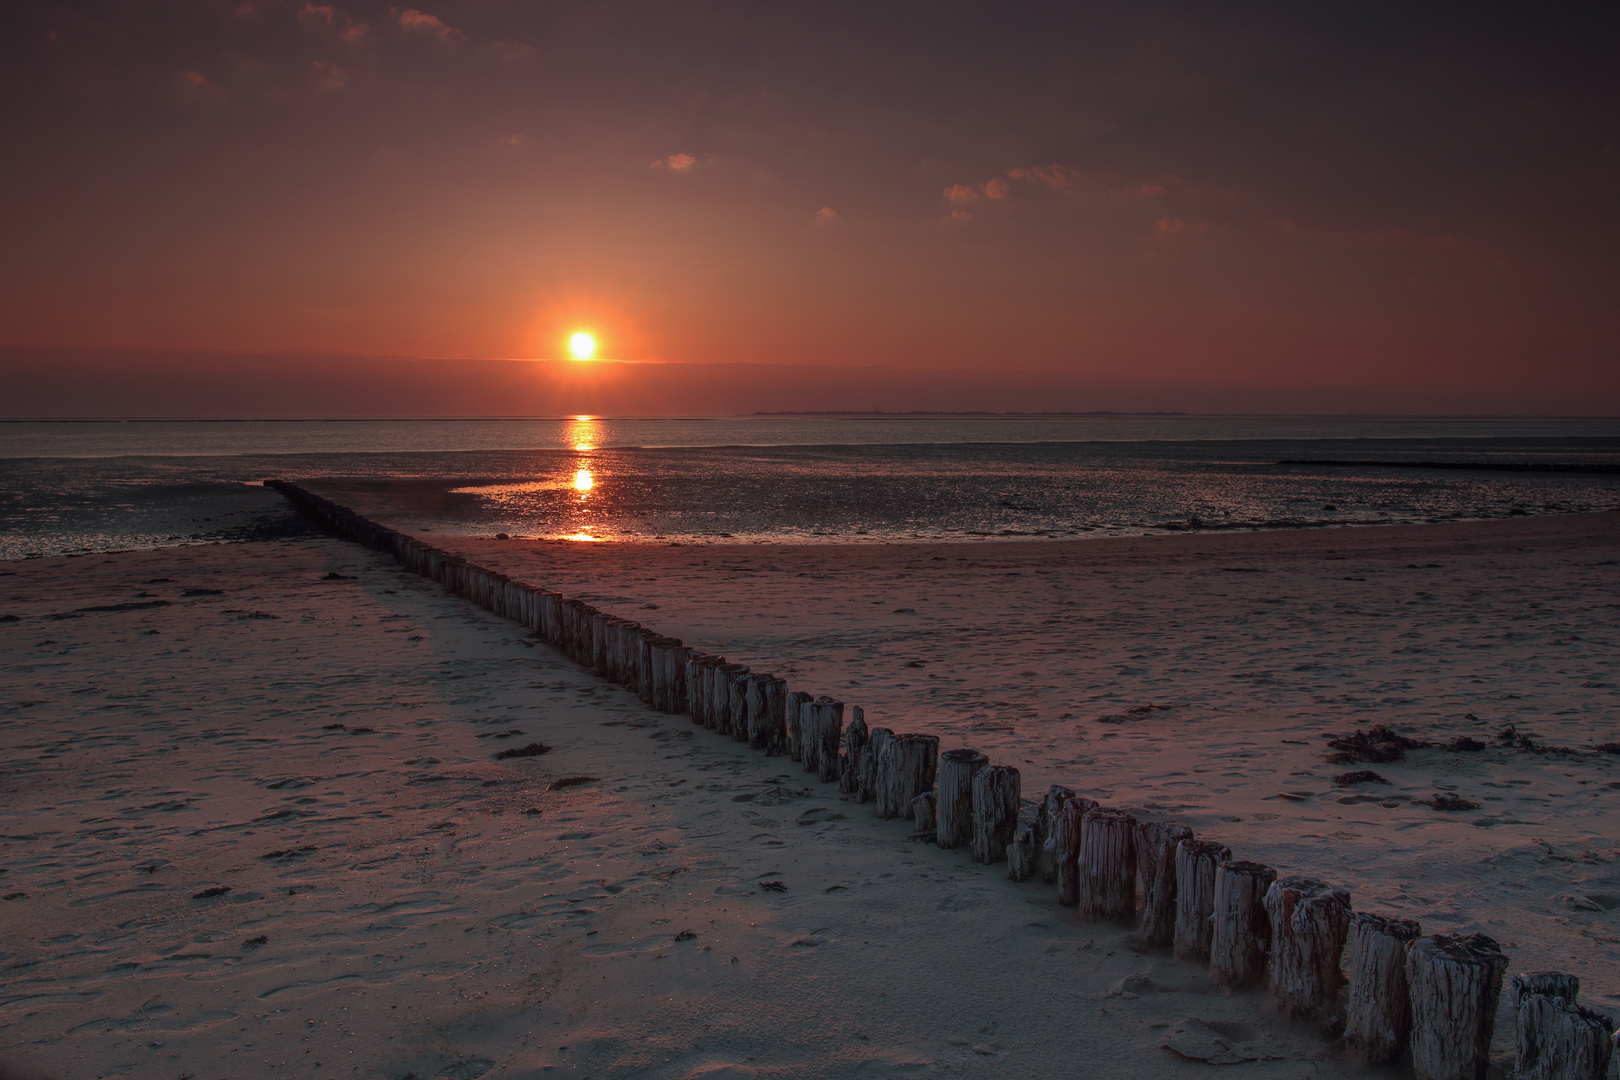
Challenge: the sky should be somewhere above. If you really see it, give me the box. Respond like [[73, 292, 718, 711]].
[[2, 2, 1617, 416]]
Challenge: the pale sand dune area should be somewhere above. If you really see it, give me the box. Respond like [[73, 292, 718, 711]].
[[1, 512, 1617, 1078]]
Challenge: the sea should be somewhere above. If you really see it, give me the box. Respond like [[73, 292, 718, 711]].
[[3, 416, 1619, 560]]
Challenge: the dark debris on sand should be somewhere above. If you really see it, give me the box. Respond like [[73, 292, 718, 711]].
[[1334, 770, 1391, 786], [1325, 725, 1431, 764], [494, 742, 552, 760]]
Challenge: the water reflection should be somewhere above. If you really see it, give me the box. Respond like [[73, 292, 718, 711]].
[[562, 415, 601, 540], [567, 415, 602, 452]]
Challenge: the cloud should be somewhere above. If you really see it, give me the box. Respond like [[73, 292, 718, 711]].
[[309, 60, 348, 94], [176, 70, 224, 99], [950, 209, 973, 221], [1154, 217, 1208, 240], [1007, 164, 1074, 190], [298, 3, 370, 44], [654, 153, 695, 172], [943, 184, 978, 206], [815, 206, 838, 225], [982, 178, 1010, 201], [399, 9, 465, 43]]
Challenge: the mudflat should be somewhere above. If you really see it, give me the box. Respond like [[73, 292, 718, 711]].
[[1, 512, 1616, 1077]]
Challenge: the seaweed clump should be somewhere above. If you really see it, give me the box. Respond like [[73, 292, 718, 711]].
[[1326, 725, 1431, 765]]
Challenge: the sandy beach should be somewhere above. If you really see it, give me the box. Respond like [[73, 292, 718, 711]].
[[2, 512, 1618, 1078]]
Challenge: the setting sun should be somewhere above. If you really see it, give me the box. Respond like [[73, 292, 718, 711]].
[[569, 332, 596, 360]]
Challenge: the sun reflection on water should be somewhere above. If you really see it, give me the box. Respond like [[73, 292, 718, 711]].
[[573, 468, 594, 492], [567, 415, 601, 452]]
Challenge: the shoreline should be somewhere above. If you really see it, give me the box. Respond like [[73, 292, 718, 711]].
[[8, 502, 1619, 563]]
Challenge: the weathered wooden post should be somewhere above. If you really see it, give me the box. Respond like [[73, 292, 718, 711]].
[[971, 765, 1020, 864], [728, 670, 751, 741], [799, 697, 823, 775], [785, 691, 812, 761], [591, 612, 610, 676], [911, 792, 937, 833], [1077, 808, 1137, 921], [686, 654, 719, 724], [1007, 804, 1040, 880], [1511, 973, 1580, 1010], [1053, 795, 1100, 906], [662, 643, 689, 713], [658, 638, 681, 709], [839, 707, 868, 792], [814, 697, 844, 782], [704, 659, 729, 729], [764, 677, 788, 755], [638, 630, 661, 704], [1037, 786, 1078, 884], [601, 618, 622, 682], [619, 621, 638, 689], [858, 727, 893, 803], [541, 591, 562, 644], [1515, 986, 1614, 1080], [745, 674, 772, 751], [1264, 876, 1352, 1020], [876, 734, 938, 820], [1172, 839, 1231, 961], [936, 749, 988, 849], [711, 663, 746, 736], [1135, 821, 1193, 946], [1406, 933, 1509, 1080], [1210, 860, 1277, 988], [1345, 912, 1422, 1064], [646, 638, 668, 706]]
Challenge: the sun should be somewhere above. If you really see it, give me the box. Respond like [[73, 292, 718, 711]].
[[569, 331, 597, 360]]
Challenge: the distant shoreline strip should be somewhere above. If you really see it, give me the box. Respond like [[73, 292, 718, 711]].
[[1280, 459, 1620, 475]]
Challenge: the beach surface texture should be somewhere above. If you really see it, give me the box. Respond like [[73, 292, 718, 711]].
[[2, 511, 1617, 1078]]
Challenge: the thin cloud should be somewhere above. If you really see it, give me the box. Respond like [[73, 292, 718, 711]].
[[815, 206, 838, 225], [653, 153, 695, 172], [176, 70, 224, 99], [309, 60, 348, 94], [1007, 164, 1075, 190], [299, 3, 370, 44], [982, 178, 1010, 201], [1154, 217, 1207, 240], [399, 9, 466, 43], [943, 184, 978, 206]]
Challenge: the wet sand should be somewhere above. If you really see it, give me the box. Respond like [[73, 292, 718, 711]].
[[1, 512, 1617, 1077]]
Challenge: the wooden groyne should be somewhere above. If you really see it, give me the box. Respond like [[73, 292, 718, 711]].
[[267, 479, 1616, 1080]]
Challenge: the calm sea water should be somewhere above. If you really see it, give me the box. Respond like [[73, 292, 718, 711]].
[[3, 416, 1618, 559]]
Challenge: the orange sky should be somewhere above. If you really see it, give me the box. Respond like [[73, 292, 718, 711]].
[[1, 3, 1616, 415]]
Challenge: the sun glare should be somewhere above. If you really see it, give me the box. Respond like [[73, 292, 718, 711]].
[[574, 467, 594, 492], [569, 332, 597, 360]]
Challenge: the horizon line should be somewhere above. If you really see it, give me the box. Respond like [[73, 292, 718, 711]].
[[4, 412, 1620, 423]]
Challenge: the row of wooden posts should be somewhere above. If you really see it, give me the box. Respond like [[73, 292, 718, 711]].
[[268, 480, 1616, 1080]]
